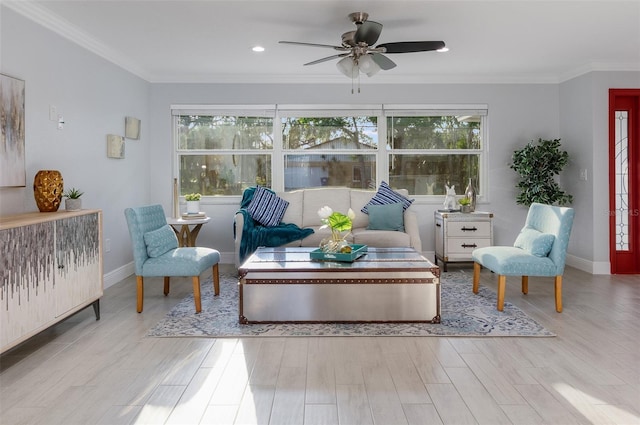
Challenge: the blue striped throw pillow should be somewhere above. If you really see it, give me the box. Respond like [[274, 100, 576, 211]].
[[247, 186, 289, 227], [361, 181, 414, 214]]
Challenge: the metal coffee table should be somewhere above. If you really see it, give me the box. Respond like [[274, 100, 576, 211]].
[[238, 247, 440, 324]]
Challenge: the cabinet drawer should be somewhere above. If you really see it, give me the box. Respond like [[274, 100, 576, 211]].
[[447, 237, 492, 255], [447, 221, 491, 237]]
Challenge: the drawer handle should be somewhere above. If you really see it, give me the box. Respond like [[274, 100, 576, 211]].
[[461, 226, 478, 232], [462, 243, 478, 248], [436, 223, 441, 227]]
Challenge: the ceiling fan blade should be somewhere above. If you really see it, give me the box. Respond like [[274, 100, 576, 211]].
[[279, 41, 347, 51], [354, 20, 383, 45], [377, 41, 446, 54], [304, 53, 350, 66], [370, 53, 396, 70]]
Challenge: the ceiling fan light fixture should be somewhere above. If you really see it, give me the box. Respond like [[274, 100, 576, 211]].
[[358, 55, 380, 77], [337, 57, 359, 78]]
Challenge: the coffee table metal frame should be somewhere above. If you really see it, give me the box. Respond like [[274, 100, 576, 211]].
[[238, 247, 441, 324]]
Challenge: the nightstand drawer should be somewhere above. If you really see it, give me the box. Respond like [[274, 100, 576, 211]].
[[447, 221, 491, 237], [446, 238, 492, 256]]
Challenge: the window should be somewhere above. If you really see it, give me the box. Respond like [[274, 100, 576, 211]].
[[173, 105, 487, 198], [386, 112, 483, 195], [281, 115, 377, 190], [173, 109, 273, 196]]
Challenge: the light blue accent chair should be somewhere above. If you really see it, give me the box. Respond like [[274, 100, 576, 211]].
[[472, 203, 574, 312], [124, 204, 220, 313]]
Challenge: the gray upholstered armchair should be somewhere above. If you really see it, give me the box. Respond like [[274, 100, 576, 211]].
[[472, 202, 575, 312], [124, 204, 220, 313]]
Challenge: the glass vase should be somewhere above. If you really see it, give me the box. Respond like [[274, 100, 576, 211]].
[[319, 230, 350, 253], [464, 178, 477, 212]]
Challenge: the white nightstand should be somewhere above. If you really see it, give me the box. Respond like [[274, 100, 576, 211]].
[[434, 210, 493, 271]]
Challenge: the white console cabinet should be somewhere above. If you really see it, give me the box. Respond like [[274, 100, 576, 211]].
[[434, 211, 493, 271], [0, 210, 103, 353]]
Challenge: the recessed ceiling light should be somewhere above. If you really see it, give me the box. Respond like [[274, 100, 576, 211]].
[[437, 47, 449, 53], [252, 46, 265, 52]]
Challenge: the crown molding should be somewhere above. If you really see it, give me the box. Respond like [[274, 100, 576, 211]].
[[3, 1, 151, 81], [4, 1, 638, 86], [559, 62, 640, 83]]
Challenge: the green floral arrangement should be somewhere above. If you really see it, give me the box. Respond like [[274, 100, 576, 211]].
[[458, 197, 471, 206], [184, 193, 201, 201], [317, 206, 355, 240]]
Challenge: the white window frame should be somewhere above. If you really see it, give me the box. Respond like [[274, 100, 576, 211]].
[[171, 104, 488, 204]]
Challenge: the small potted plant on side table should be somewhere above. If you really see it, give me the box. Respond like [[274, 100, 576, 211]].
[[184, 193, 201, 214], [458, 196, 473, 213], [63, 188, 84, 211]]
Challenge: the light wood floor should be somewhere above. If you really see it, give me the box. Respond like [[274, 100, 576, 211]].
[[1, 264, 639, 425]]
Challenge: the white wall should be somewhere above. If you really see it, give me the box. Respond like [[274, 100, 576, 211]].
[[4, 5, 637, 277], [0, 7, 150, 281], [149, 83, 561, 262], [560, 71, 640, 273]]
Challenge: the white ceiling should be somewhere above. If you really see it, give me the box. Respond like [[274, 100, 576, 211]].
[[6, 0, 640, 84]]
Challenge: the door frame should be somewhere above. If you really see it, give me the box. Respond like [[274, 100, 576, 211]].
[[608, 89, 640, 274]]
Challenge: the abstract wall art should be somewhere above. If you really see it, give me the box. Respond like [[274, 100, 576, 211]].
[[0, 74, 26, 187]]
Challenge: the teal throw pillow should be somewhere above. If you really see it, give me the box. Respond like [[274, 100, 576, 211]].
[[247, 186, 289, 227], [514, 227, 555, 257], [144, 224, 178, 258], [361, 181, 414, 214], [367, 202, 405, 231]]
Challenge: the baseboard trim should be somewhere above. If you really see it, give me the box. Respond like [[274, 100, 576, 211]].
[[103, 262, 134, 289], [566, 254, 610, 275]]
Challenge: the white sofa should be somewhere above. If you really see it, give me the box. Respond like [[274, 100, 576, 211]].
[[234, 187, 422, 266]]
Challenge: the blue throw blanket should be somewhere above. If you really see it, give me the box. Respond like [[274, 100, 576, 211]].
[[235, 187, 314, 264]]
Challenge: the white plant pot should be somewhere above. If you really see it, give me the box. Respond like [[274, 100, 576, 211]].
[[65, 198, 82, 211], [186, 200, 200, 214]]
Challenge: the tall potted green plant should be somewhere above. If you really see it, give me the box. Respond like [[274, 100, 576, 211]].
[[510, 138, 573, 206]]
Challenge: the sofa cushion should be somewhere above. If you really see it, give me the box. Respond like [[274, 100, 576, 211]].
[[144, 224, 178, 258], [279, 189, 303, 224], [350, 190, 374, 229], [352, 229, 411, 247], [247, 186, 289, 227], [301, 187, 351, 228], [362, 181, 414, 214], [514, 227, 556, 257], [367, 202, 405, 231]]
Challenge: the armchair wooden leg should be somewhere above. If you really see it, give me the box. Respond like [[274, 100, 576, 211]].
[[136, 276, 144, 313], [192, 276, 202, 314], [473, 262, 481, 294], [554, 275, 563, 312], [521, 276, 529, 294], [213, 263, 220, 296], [164, 277, 170, 296], [497, 275, 506, 311]]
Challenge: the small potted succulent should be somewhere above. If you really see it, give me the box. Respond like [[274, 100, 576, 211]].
[[63, 187, 84, 211], [184, 193, 201, 214], [458, 196, 473, 213]]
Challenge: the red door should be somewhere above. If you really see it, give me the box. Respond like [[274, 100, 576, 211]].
[[609, 89, 640, 274]]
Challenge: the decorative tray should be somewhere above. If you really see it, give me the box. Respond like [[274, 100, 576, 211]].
[[310, 244, 368, 262]]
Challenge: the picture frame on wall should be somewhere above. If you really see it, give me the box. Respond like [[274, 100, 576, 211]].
[[107, 134, 125, 159], [125, 116, 140, 140], [1, 73, 26, 187]]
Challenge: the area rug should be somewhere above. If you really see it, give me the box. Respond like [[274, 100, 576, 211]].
[[148, 271, 554, 337]]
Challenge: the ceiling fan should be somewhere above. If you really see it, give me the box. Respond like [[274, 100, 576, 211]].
[[279, 12, 446, 82]]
